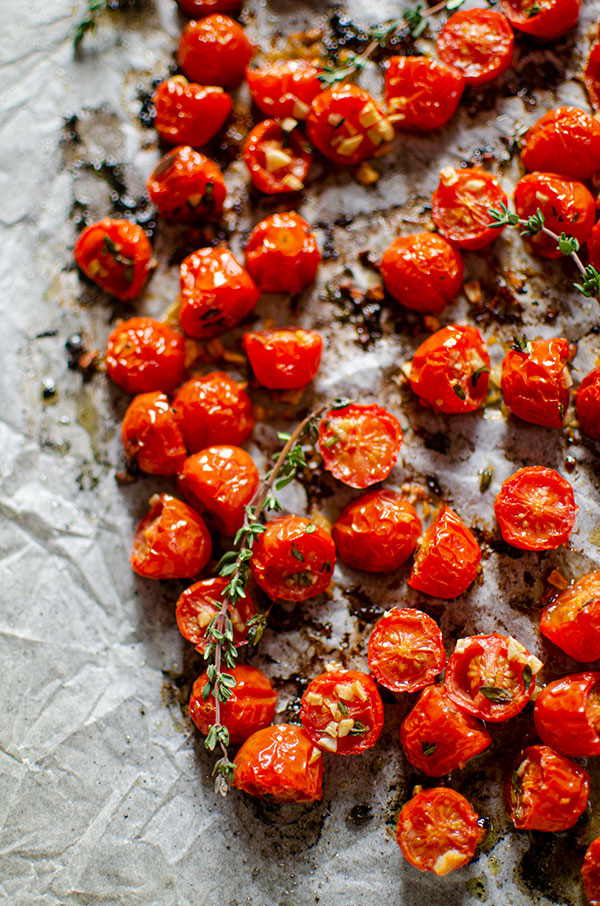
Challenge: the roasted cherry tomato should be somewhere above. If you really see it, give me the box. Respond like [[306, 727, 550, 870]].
[[432, 166, 508, 250], [514, 173, 595, 259], [179, 247, 259, 339], [250, 514, 335, 603], [130, 493, 212, 579], [501, 336, 572, 428], [176, 0, 240, 15], [576, 365, 600, 441], [409, 324, 490, 414], [397, 788, 484, 876], [243, 119, 313, 194], [243, 328, 323, 390], [534, 673, 600, 758], [105, 317, 186, 395], [189, 665, 277, 745], [521, 107, 600, 182], [152, 77, 232, 148], [583, 837, 600, 906], [586, 43, 600, 114], [176, 576, 256, 653], [368, 609, 445, 693], [540, 571, 600, 661], [505, 744, 589, 832], [244, 211, 321, 294], [178, 445, 259, 536], [436, 9, 514, 86], [501, 0, 581, 41], [384, 55, 464, 132], [332, 490, 421, 574], [172, 372, 254, 453], [380, 232, 464, 315], [177, 15, 252, 88], [246, 60, 322, 120], [300, 669, 384, 755], [147, 146, 226, 223], [408, 506, 482, 599], [494, 466, 578, 551], [121, 391, 187, 475], [74, 218, 152, 301], [445, 633, 541, 722], [306, 83, 395, 167], [233, 724, 323, 802], [400, 684, 491, 776], [318, 403, 403, 489]]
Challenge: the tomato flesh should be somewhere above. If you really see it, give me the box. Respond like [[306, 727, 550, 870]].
[[172, 372, 254, 453], [318, 403, 403, 489], [246, 60, 322, 120], [494, 466, 577, 551], [380, 232, 464, 315], [130, 493, 212, 579], [501, 0, 581, 40], [514, 173, 595, 259], [306, 83, 394, 167], [432, 167, 508, 250], [521, 107, 600, 182], [501, 337, 572, 429], [300, 669, 384, 755], [583, 837, 600, 906], [506, 744, 589, 831], [244, 211, 321, 294], [243, 328, 323, 390], [243, 119, 312, 194], [189, 664, 277, 745], [409, 506, 482, 600], [233, 724, 323, 802], [178, 445, 259, 536], [175, 577, 256, 653], [534, 672, 600, 757], [179, 247, 259, 339], [576, 365, 600, 441], [333, 490, 421, 573], [368, 609, 444, 693], [540, 571, 600, 661], [384, 55, 464, 132], [436, 9, 514, 86], [152, 77, 232, 148], [177, 14, 252, 88], [121, 391, 187, 475], [106, 317, 186, 395], [409, 324, 490, 414], [74, 218, 152, 301], [147, 146, 227, 223]]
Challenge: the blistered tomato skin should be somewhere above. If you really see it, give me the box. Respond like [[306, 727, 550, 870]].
[[176, 576, 256, 653], [540, 571, 600, 661], [105, 317, 187, 395], [243, 119, 313, 194], [147, 146, 226, 223], [384, 56, 464, 132], [234, 724, 323, 802], [246, 60, 322, 120], [74, 218, 152, 301], [409, 324, 490, 414], [333, 490, 421, 573], [318, 403, 403, 489], [300, 669, 384, 755], [534, 673, 600, 758], [152, 77, 232, 148], [172, 372, 254, 453], [244, 212, 321, 294], [408, 505, 481, 599], [178, 247, 259, 339], [514, 174, 595, 259], [501, 337, 572, 428], [130, 493, 212, 579], [178, 446, 259, 536], [177, 15, 252, 88], [506, 744, 590, 832], [501, 0, 581, 41], [432, 167, 508, 250], [189, 665, 277, 745], [576, 366, 600, 441], [367, 609, 445, 693], [306, 84, 395, 167], [243, 328, 323, 390], [176, 0, 240, 15], [521, 107, 600, 182], [583, 837, 600, 906], [380, 233, 464, 315], [436, 9, 514, 86], [121, 392, 187, 475], [494, 466, 578, 551]]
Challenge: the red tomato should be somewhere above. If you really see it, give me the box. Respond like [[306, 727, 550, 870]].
[[501, 337, 572, 428], [121, 391, 187, 475], [306, 83, 395, 167], [505, 744, 589, 831], [368, 609, 445, 693], [176, 0, 240, 16], [540, 571, 600, 661], [243, 328, 323, 390], [432, 167, 508, 250], [380, 232, 464, 315], [576, 365, 600, 441], [246, 60, 322, 120], [534, 673, 600, 758], [436, 9, 514, 86], [178, 247, 259, 339], [233, 724, 323, 802], [317, 403, 403, 489], [409, 324, 490, 414], [586, 43, 600, 113], [501, 0, 581, 41], [250, 514, 335, 603], [178, 445, 259, 536], [397, 788, 483, 876], [408, 505, 481, 599], [130, 493, 212, 579], [589, 223, 600, 282], [384, 56, 464, 132], [105, 317, 186, 395], [175, 576, 256, 653], [514, 173, 595, 259], [147, 146, 226, 223], [521, 107, 600, 182], [299, 669, 384, 755], [177, 15, 252, 88], [583, 837, 600, 906], [152, 77, 232, 148], [244, 211, 321, 294], [400, 684, 491, 776], [332, 490, 421, 573], [74, 218, 152, 301], [494, 466, 578, 551], [189, 664, 277, 745], [243, 119, 312, 194], [172, 372, 254, 453]]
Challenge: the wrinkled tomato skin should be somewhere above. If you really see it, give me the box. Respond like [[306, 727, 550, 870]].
[[409, 324, 490, 414], [175, 576, 256, 653], [189, 665, 277, 745], [250, 514, 335, 603], [147, 146, 226, 223], [121, 392, 187, 475], [179, 247, 259, 339], [152, 77, 232, 148], [400, 684, 491, 776], [380, 232, 464, 315], [233, 724, 323, 802], [501, 0, 581, 41], [534, 673, 600, 758], [368, 608, 445, 693], [172, 372, 254, 453], [74, 218, 152, 301], [540, 571, 600, 661], [514, 173, 595, 259], [576, 365, 600, 441], [243, 328, 323, 390], [501, 337, 572, 428], [494, 466, 578, 551], [244, 211, 321, 294], [505, 744, 589, 832], [306, 83, 394, 167], [246, 60, 322, 119], [408, 506, 481, 599], [583, 837, 600, 906], [130, 493, 212, 579], [244, 119, 312, 195], [432, 167, 508, 250], [333, 490, 421, 573], [318, 403, 403, 489], [178, 445, 259, 536], [300, 669, 384, 756], [177, 15, 252, 88], [177, 0, 240, 16], [106, 317, 187, 395], [436, 9, 514, 86], [521, 107, 600, 182], [384, 55, 464, 132], [586, 43, 600, 113]]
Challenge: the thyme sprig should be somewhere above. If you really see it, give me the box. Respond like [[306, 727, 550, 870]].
[[74, 0, 107, 48]]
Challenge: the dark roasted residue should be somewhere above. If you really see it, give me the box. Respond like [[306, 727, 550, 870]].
[[470, 272, 523, 327], [325, 282, 384, 350], [343, 586, 384, 624], [324, 11, 419, 61], [346, 804, 373, 826], [65, 333, 100, 380]]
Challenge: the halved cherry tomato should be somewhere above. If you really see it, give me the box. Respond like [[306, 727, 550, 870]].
[[189, 664, 277, 745], [586, 43, 600, 114], [243, 328, 323, 390], [246, 60, 322, 120], [494, 466, 578, 551], [505, 744, 589, 831], [152, 77, 232, 148], [400, 684, 491, 776], [432, 167, 508, 250], [130, 493, 212, 579], [521, 107, 600, 182], [243, 119, 313, 194], [176, 576, 256, 653], [106, 317, 186, 395], [514, 173, 595, 259], [332, 490, 421, 573], [121, 391, 187, 475], [540, 571, 600, 661], [172, 372, 254, 453], [534, 673, 600, 758], [501, 337, 573, 428], [147, 146, 226, 222], [368, 609, 445, 693], [384, 56, 464, 132], [250, 514, 335, 603], [178, 247, 259, 339], [409, 324, 490, 414], [576, 366, 600, 441], [318, 403, 403, 489], [176, 0, 240, 15], [178, 445, 259, 536], [300, 669, 384, 755], [381, 232, 464, 315], [408, 506, 482, 599], [306, 83, 394, 167], [244, 211, 321, 294], [501, 0, 581, 41], [436, 9, 514, 86], [177, 15, 252, 88], [233, 724, 323, 802], [74, 218, 152, 301], [583, 837, 600, 906]]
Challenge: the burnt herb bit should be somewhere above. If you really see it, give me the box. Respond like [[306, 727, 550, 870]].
[[479, 465, 494, 493], [479, 685, 512, 704], [305, 522, 318, 534], [338, 700, 349, 717], [512, 334, 532, 354], [453, 383, 467, 400], [421, 740, 437, 756], [349, 720, 367, 736], [291, 544, 305, 562], [526, 2, 541, 15], [471, 366, 490, 386], [103, 234, 135, 270], [522, 663, 533, 692]]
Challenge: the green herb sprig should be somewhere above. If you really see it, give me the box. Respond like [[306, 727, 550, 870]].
[[74, 0, 107, 48]]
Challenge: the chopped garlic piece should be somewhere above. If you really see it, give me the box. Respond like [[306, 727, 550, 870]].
[[337, 718, 355, 737], [440, 166, 459, 186], [318, 736, 338, 752], [358, 104, 381, 128], [433, 850, 467, 877], [265, 147, 293, 172], [527, 654, 543, 675], [336, 135, 364, 156], [454, 638, 467, 654], [353, 681, 368, 702], [280, 174, 304, 191], [293, 99, 310, 119], [507, 636, 528, 664], [305, 691, 323, 706], [367, 126, 385, 147], [308, 746, 322, 764], [324, 721, 338, 738], [463, 178, 486, 192], [335, 684, 355, 701], [328, 113, 344, 127]]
